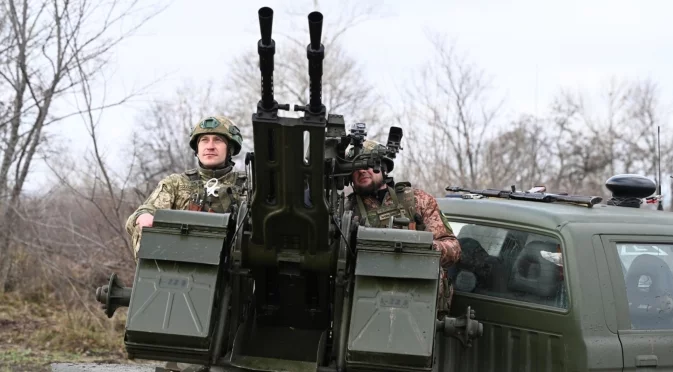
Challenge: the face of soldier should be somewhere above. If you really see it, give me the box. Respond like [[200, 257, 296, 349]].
[[352, 168, 385, 195], [197, 134, 229, 167]]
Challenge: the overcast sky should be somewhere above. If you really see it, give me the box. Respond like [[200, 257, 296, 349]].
[[27, 0, 673, 192]]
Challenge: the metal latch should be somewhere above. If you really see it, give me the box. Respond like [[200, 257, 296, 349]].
[[180, 224, 190, 235]]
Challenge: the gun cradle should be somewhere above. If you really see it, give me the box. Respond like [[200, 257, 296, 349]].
[[246, 115, 333, 273]]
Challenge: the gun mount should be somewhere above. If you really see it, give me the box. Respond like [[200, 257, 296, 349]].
[[95, 7, 482, 372]]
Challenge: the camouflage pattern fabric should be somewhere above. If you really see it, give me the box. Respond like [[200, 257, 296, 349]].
[[346, 186, 462, 317], [125, 166, 246, 259]]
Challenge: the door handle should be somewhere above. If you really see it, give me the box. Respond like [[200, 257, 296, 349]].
[[636, 355, 658, 368]]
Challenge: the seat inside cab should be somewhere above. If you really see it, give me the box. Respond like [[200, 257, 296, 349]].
[[450, 222, 567, 309]]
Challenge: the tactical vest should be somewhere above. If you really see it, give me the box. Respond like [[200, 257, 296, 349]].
[[184, 167, 246, 214], [350, 182, 425, 230]]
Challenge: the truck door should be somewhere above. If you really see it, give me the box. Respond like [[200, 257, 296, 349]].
[[437, 218, 575, 371], [600, 235, 673, 371]]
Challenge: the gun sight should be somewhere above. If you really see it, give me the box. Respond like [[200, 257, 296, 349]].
[[386, 126, 403, 158]]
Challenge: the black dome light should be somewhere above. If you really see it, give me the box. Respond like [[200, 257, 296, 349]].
[[605, 174, 656, 208]]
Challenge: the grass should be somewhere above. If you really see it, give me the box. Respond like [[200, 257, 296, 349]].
[[0, 348, 85, 372], [0, 291, 135, 371]]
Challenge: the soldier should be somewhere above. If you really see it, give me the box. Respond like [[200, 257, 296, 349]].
[[345, 140, 461, 317], [125, 115, 247, 259]]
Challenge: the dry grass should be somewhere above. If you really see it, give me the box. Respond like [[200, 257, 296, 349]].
[[0, 290, 129, 371], [0, 184, 145, 370]]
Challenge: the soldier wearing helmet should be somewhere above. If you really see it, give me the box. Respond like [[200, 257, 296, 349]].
[[345, 139, 461, 317], [125, 115, 247, 259]]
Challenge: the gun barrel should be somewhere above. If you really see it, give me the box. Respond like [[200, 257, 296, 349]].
[[308, 11, 322, 50], [259, 7, 273, 45], [306, 11, 324, 114], [258, 7, 275, 110]]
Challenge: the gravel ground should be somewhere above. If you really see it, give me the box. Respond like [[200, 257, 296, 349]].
[[50, 363, 160, 372]]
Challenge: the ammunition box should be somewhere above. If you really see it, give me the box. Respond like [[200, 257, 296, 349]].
[[124, 209, 232, 365], [347, 226, 440, 370]]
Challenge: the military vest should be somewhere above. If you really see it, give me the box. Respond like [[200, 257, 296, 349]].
[[183, 166, 246, 214], [350, 182, 424, 230]]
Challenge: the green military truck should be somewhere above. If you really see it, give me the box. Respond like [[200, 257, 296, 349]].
[[437, 174, 673, 371]]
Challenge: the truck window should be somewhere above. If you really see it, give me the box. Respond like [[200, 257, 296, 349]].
[[447, 220, 567, 309], [615, 243, 673, 330]]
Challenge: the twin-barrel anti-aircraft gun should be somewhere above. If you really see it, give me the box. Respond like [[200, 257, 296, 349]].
[[94, 7, 483, 372]]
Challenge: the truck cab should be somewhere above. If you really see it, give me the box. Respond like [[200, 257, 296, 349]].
[[436, 177, 673, 371]]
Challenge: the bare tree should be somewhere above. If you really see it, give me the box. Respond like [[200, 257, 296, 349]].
[[540, 78, 669, 197], [398, 34, 504, 193], [614, 79, 672, 208], [538, 90, 613, 194], [481, 115, 551, 190], [2, 30, 152, 296], [0, 0, 166, 292], [480, 77, 671, 204], [619, 79, 668, 176]]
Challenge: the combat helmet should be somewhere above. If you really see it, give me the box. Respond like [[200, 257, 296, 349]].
[[346, 139, 394, 172], [189, 115, 243, 156]]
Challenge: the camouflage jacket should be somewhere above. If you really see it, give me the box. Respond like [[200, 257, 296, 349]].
[[345, 184, 462, 314], [125, 165, 247, 259]]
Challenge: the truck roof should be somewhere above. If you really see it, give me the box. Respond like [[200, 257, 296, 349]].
[[437, 197, 673, 229]]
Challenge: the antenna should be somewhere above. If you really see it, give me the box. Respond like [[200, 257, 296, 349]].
[[533, 64, 539, 137], [658, 125, 663, 210]]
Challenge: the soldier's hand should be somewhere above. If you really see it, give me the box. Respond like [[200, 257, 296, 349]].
[[136, 213, 154, 228]]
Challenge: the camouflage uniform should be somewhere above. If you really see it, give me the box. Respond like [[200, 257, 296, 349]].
[[125, 115, 246, 259], [345, 140, 461, 316]]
